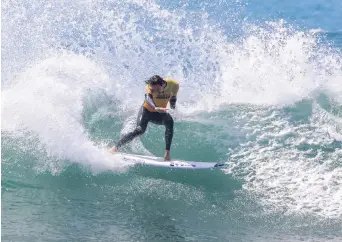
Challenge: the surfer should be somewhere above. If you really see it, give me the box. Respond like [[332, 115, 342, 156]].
[[109, 75, 179, 161]]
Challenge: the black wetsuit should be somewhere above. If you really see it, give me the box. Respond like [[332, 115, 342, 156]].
[[114, 95, 176, 150]]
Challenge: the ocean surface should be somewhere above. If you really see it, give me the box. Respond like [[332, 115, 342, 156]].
[[2, 0, 342, 241]]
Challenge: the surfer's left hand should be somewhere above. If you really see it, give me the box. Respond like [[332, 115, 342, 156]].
[[155, 107, 168, 113]]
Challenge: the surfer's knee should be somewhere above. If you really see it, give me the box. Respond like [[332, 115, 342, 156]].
[[164, 115, 174, 128], [135, 125, 146, 135]]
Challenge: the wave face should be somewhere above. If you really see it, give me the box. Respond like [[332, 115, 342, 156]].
[[2, 0, 342, 241]]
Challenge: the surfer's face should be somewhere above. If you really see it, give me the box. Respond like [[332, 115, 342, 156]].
[[150, 84, 163, 93]]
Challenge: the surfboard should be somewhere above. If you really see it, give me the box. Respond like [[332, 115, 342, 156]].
[[113, 153, 225, 170]]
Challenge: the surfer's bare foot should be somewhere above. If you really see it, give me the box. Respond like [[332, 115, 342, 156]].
[[164, 150, 171, 161], [109, 146, 117, 153]]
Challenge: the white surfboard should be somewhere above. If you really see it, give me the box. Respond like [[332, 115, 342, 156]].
[[113, 153, 225, 170]]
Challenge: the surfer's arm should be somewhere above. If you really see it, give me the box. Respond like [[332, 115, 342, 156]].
[[144, 93, 156, 110], [170, 96, 177, 109], [169, 83, 179, 109]]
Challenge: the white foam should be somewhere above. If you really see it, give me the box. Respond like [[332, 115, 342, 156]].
[[180, 21, 342, 114], [224, 103, 342, 219], [2, 53, 129, 173]]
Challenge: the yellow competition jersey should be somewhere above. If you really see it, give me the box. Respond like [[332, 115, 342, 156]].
[[143, 78, 179, 112]]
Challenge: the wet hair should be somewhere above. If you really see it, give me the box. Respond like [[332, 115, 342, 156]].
[[145, 75, 165, 85]]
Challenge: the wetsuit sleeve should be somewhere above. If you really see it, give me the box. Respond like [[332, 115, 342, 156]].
[[145, 93, 156, 110], [144, 85, 156, 110], [170, 83, 179, 109], [170, 96, 177, 109]]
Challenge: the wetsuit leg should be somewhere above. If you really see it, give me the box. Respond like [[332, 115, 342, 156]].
[[115, 106, 149, 149], [149, 112, 174, 151], [162, 113, 174, 151]]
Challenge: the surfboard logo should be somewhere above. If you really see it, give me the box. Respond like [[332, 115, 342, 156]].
[[171, 161, 196, 167]]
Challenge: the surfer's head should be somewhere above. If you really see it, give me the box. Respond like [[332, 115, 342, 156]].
[[145, 75, 166, 92]]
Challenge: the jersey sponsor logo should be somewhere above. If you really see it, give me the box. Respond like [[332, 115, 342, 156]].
[[155, 94, 171, 99]]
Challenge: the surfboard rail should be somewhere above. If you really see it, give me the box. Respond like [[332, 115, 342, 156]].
[[113, 152, 225, 170]]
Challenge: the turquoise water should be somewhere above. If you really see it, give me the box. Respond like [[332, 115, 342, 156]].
[[2, 0, 342, 241]]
